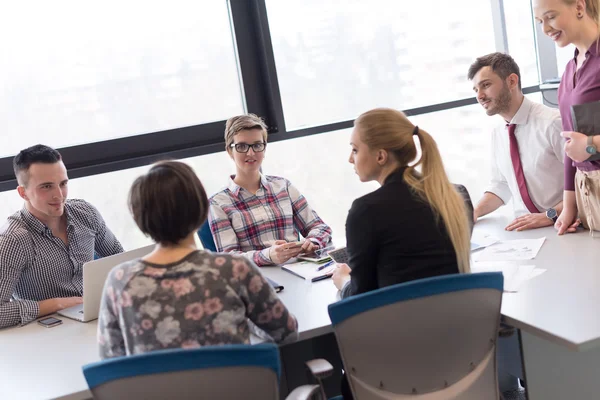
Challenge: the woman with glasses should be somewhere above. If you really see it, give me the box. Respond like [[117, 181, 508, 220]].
[[208, 114, 333, 266]]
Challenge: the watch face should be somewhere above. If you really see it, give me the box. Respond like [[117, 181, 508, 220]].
[[546, 208, 557, 219], [586, 145, 598, 155]]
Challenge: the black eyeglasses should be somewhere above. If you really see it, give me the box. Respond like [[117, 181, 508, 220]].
[[230, 142, 266, 153]]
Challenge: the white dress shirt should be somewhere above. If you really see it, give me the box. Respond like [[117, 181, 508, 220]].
[[486, 97, 564, 217]]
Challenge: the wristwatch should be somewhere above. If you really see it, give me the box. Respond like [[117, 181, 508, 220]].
[[586, 136, 598, 155], [546, 208, 558, 223]]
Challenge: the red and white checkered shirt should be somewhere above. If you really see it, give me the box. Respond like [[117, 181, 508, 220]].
[[208, 175, 333, 266]]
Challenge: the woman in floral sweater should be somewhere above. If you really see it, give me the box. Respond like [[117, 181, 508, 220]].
[[97, 161, 298, 359]]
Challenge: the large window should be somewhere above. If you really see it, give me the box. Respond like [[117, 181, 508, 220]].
[[0, 2, 243, 158], [503, 0, 539, 86], [0, 0, 548, 242], [556, 44, 575, 78], [267, 0, 497, 130], [1, 104, 496, 251]]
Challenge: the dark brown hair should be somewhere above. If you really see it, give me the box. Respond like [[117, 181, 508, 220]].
[[467, 52, 522, 90], [128, 161, 208, 245], [13, 144, 62, 186]]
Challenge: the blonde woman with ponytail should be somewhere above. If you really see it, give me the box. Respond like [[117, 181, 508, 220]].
[[332, 108, 471, 299], [534, 0, 600, 235]]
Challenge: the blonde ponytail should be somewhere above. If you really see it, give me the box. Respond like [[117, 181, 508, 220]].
[[405, 128, 471, 273], [355, 108, 471, 273]]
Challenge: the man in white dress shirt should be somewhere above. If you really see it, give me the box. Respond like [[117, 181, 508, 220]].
[[468, 52, 564, 231]]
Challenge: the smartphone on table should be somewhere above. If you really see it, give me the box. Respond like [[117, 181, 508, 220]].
[[37, 316, 63, 328]]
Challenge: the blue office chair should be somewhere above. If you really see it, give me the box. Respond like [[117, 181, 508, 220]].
[[196, 220, 285, 293], [197, 220, 302, 252], [328, 272, 504, 400], [83, 343, 325, 400], [197, 220, 217, 252]]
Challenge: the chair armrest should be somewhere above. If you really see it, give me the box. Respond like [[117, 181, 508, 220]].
[[306, 358, 334, 379], [285, 384, 320, 400]]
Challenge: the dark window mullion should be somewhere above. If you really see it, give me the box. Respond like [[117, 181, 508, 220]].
[[230, 0, 286, 135]]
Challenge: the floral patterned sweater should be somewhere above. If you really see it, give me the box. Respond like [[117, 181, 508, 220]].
[[98, 250, 298, 359]]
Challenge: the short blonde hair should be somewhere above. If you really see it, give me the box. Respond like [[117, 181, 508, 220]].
[[224, 114, 268, 150]]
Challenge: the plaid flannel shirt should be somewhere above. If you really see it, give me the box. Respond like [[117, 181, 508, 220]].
[[208, 175, 332, 266]]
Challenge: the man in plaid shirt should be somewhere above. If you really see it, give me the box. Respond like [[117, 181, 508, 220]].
[[209, 114, 332, 266]]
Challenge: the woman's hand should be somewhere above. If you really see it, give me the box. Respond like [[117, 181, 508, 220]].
[[299, 239, 318, 255], [562, 131, 592, 162], [554, 207, 579, 235], [269, 240, 304, 264], [332, 263, 351, 290]]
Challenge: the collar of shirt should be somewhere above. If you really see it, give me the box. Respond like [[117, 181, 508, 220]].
[[19, 202, 76, 236], [507, 96, 532, 126], [574, 38, 600, 59], [227, 174, 270, 197], [384, 166, 409, 185]]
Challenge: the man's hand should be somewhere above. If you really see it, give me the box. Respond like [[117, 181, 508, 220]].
[[332, 263, 351, 290], [562, 131, 592, 162], [38, 297, 83, 317], [505, 213, 553, 231]]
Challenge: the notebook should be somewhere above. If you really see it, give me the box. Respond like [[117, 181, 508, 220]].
[[570, 101, 600, 161], [281, 261, 337, 282]]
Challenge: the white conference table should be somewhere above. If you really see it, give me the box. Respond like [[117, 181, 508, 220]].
[[474, 215, 600, 400], [2, 214, 600, 400], [0, 260, 340, 400]]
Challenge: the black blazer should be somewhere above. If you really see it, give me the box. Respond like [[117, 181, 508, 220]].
[[341, 167, 468, 298]]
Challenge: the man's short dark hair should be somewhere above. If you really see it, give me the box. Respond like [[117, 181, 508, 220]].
[[467, 52, 522, 90], [13, 144, 62, 186], [128, 161, 209, 246]]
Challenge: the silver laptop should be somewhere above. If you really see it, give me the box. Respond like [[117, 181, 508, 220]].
[[58, 244, 155, 322]]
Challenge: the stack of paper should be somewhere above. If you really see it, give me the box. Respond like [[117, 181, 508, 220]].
[[473, 237, 546, 262], [471, 232, 500, 252]]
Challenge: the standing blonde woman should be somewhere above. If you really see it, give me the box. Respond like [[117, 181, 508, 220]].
[[534, 0, 600, 234], [332, 108, 471, 298]]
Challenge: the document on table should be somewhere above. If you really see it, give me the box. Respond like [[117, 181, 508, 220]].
[[471, 232, 500, 251], [471, 262, 546, 292], [473, 237, 546, 262]]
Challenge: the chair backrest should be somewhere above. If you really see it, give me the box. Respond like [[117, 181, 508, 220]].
[[454, 183, 474, 234], [83, 344, 281, 400], [328, 272, 503, 400], [198, 220, 217, 252]]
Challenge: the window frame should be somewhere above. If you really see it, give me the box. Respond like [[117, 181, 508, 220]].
[[0, 0, 543, 192]]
